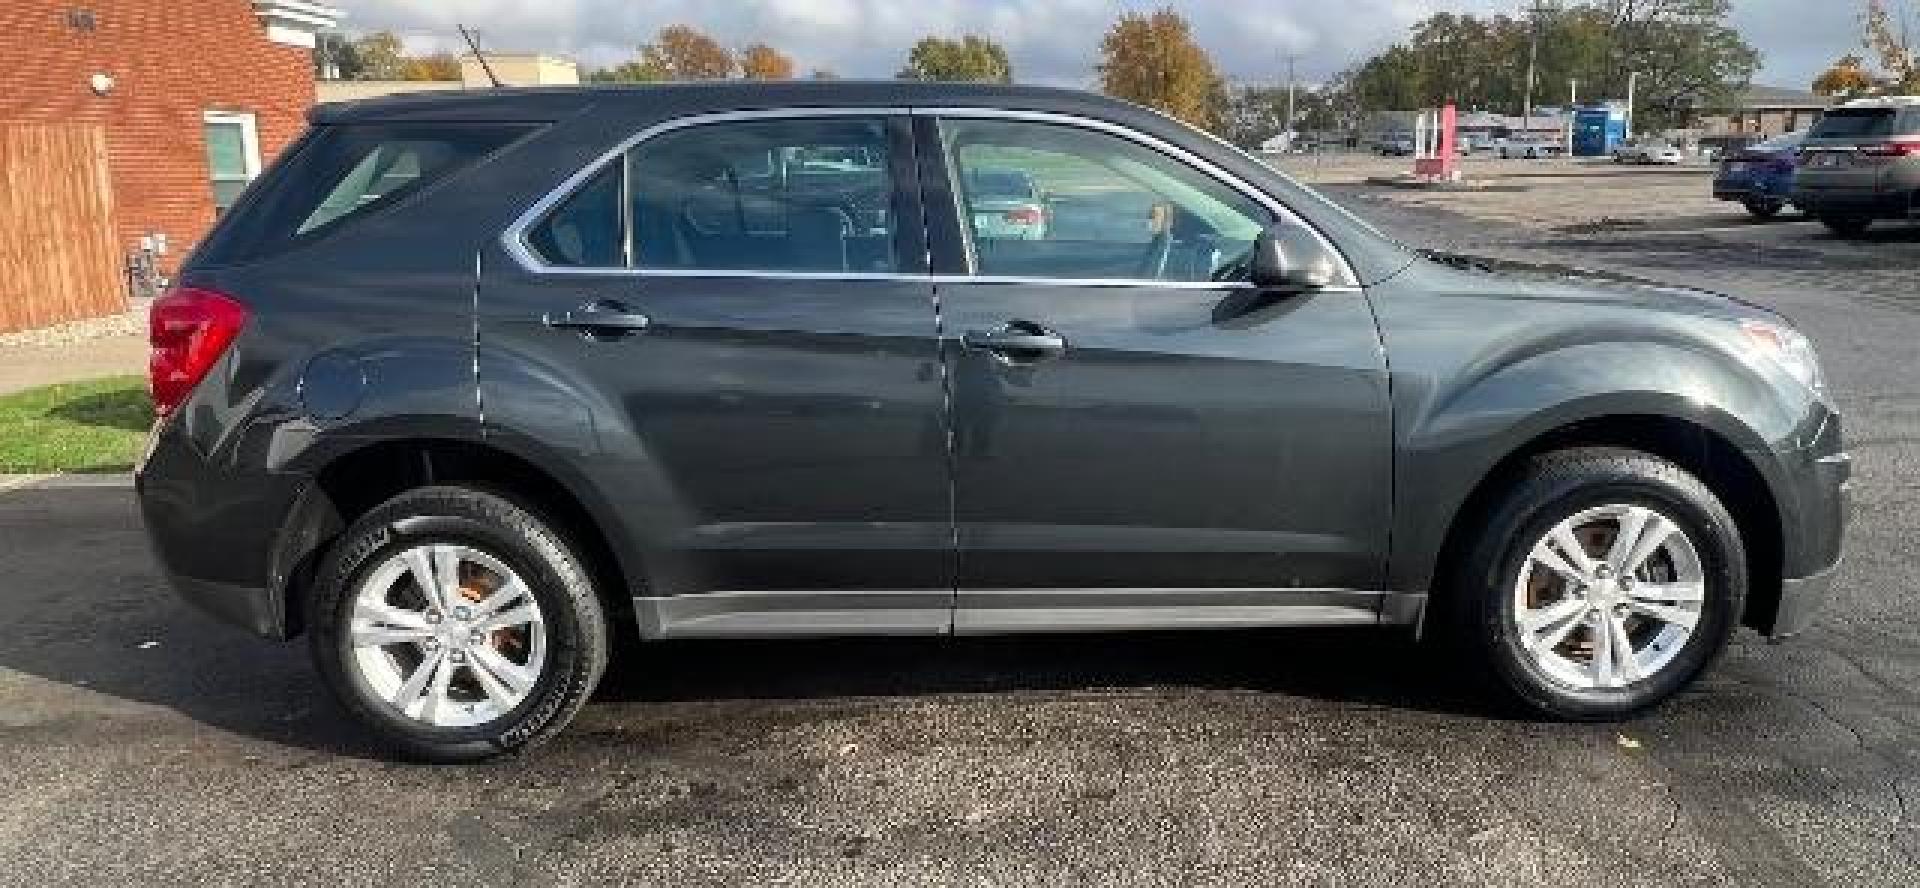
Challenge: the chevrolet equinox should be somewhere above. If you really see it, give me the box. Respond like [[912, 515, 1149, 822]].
[[137, 83, 1849, 761]]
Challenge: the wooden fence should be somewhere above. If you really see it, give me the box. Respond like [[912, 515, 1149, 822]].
[[0, 123, 125, 335]]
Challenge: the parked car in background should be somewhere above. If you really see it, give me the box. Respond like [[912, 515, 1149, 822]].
[[1497, 138, 1563, 159], [1713, 131, 1806, 219], [138, 82, 1847, 761], [1793, 96, 1920, 237], [964, 167, 1048, 241], [1376, 135, 1416, 156], [1614, 140, 1685, 165]]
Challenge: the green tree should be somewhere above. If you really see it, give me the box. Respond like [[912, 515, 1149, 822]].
[[897, 36, 1012, 82], [590, 24, 733, 82], [1097, 8, 1223, 130], [351, 30, 407, 80]]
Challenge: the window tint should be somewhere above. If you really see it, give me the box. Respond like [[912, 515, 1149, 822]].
[[1810, 108, 1897, 139], [942, 119, 1274, 282], [628, 117, 899, 273], [526, 164, 623, 268], [197, 123, 532, 264]]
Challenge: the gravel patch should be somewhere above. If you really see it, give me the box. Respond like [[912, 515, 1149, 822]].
[[0, 299, 149, 349]]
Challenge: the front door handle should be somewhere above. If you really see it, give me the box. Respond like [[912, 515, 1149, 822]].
[[963, 322, 1067, 362], [543, 299, 651, 339]]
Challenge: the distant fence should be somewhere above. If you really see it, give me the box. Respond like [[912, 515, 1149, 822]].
[[0, 123, 125, 335]]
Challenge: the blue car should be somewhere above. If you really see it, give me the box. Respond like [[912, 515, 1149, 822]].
[[1713, 131, 1805, 218]]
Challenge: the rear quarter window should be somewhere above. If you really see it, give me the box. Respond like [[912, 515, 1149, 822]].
[[195, 122, 536, 265]]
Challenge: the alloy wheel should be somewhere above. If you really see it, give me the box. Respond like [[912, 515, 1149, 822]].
[[1510, 504, 1706, 690], [347, 543, 547, 728]]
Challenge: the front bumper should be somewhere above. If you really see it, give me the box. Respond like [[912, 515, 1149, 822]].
[[1766, 437, 1851, 639]]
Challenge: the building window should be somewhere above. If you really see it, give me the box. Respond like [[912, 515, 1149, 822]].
[[203, 111, 262, 215]]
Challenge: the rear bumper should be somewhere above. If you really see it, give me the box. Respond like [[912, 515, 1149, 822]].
[[1792, 187, 1913, 219], [136, 417, 308, 639]]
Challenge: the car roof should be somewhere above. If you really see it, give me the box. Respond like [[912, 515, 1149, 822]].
[[311, 80, 1151, 125], [1837, 95, 1920, 109]]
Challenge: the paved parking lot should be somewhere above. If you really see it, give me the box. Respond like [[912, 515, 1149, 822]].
[[3, 172, 1918, 886]]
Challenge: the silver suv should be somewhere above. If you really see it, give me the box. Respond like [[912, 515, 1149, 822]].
[[1794, 96, 1920, 236]]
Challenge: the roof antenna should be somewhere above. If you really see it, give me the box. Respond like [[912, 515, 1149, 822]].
[[458, 24, 502, 87]]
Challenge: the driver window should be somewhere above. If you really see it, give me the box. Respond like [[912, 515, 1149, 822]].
[[943, 118, 1273, 282]]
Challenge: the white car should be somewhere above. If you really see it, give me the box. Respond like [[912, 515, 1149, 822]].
[[1614, 142, 1686, 165], [1497, 139, 1563, 159]]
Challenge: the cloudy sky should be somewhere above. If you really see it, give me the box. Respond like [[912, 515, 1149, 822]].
[[332, 0, 1863, 93]]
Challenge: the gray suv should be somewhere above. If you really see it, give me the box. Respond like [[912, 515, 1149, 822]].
[[1794, 96, 1920, 236], [137, 83, 1849, 761]]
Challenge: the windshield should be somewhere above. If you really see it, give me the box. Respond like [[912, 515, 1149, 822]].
[[1752, 132, 1805, 151]]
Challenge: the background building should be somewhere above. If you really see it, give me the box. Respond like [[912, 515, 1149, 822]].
[[316, 53, 581, 103], [1698, 85, 1830, 136], [0, 1, 340, 283]]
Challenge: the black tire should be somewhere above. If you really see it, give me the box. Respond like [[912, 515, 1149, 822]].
[[1440, 448, 1746, 720], [308, 486, 608, 762], [1743, 198, 1783, 219], [1820, 214, 1872, 237]]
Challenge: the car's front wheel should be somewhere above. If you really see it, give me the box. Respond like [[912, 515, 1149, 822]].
[[1443, 448, 1745, 720], [308, 486, 608, 762], [1743, 197, 1784, 219]]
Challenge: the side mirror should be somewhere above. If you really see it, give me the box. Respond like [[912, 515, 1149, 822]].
[[1249, 224, 1339, 291]]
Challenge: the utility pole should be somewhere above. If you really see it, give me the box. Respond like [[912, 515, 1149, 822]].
[[1522, 0, 1543, 140], [1567, 78, 1577, 149], [1625, 70, 1639, 140], [1284, 52, 1298, 146]]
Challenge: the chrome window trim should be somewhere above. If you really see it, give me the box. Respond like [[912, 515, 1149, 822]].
[[499, 104, 1361, 290], [501, 106, 913, 276], [919, 106, 1359, 287]]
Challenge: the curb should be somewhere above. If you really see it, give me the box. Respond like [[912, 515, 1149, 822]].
[[0, 473, 133, 492]]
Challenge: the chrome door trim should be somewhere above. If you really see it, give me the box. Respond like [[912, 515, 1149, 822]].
[[632, 587, 1425, 639]]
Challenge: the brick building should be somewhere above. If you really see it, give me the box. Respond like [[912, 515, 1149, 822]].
[[0, 0, 340, 276]]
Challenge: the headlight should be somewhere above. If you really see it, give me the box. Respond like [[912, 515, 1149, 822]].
[[1741, 319, 1826, 396]]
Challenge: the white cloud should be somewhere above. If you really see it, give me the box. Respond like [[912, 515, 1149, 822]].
[[329, 0, 1850, 92]]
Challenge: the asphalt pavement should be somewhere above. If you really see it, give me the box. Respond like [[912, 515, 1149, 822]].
[[2, 193, 1917, 886]]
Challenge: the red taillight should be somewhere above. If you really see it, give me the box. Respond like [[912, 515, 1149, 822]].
[[148, 286, 247, 417], [1862, 140, 1920, 158], [1003, 206, 1045, 225]]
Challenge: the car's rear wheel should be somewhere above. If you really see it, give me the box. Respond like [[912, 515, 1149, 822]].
[[1443, 448, 1745, 720], [1820, 214, 1872, 237], [1743, 197, 1784, 219], [308, 486, 608, 762]]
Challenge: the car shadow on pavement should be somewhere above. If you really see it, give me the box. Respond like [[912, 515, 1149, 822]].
[[595, 628, 1508, 720]]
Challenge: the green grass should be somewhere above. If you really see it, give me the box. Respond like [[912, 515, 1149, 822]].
[[0, 376, 151, 474]]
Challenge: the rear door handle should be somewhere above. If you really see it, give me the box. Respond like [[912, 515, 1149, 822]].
[[543, 299, 651, 337], [963, 322, 1067, 362]]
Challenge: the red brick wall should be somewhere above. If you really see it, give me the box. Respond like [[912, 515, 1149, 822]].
[[0, 1, 315, 275]]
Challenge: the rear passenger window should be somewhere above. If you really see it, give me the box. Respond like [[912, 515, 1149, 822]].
[[198, 123, 533, 263], [522, 117, 901, 274], [526, 165, 622, 268]]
